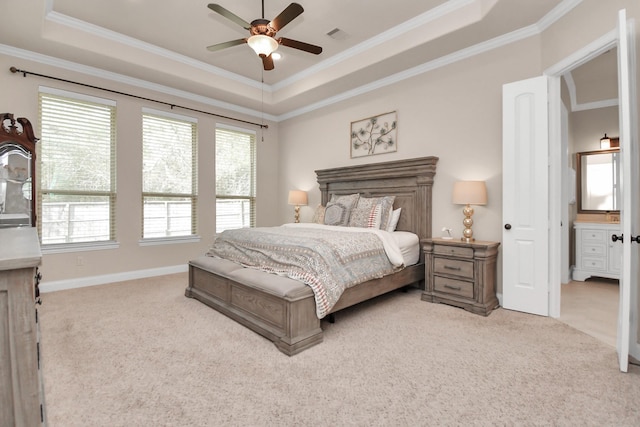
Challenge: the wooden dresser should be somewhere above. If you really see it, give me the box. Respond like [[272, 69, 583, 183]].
[[0, 227, 45, 425], [422, 238, 500, 316]]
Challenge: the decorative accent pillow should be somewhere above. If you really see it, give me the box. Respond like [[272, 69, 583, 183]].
[[348, 197, 377, 227], [386, 208, 402, 232], [348, 196, 395, 229], [312, 205, 326, 224], [324, 194, 359, 226]]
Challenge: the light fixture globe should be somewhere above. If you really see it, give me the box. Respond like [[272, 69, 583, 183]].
[[247, 35, 279, 57]]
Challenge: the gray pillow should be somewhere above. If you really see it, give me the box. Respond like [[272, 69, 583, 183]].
[[324, 194, 359, 226]]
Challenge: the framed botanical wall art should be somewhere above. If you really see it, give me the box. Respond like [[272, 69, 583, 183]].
[[350, 111, 397, 158]]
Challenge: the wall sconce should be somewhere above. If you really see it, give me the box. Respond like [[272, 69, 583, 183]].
[[600, 133, 611, 149], [288, 190, 308, 223], [452, 181, 487, 242]]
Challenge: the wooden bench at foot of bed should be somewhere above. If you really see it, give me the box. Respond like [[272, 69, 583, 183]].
[[185, 255, 425, 356], [185, 256, 323, 356]]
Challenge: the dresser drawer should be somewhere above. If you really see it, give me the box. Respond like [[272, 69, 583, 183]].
[[434, 276, 474, 299], [433, 244, 474, 259], [434, 257, 474, 279], [581, 229, 606, 243]]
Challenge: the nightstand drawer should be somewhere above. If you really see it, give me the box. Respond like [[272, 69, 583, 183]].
[[434, 276, 474, 299], [434, 257, 473, 279], [433, 244, 474, 259]]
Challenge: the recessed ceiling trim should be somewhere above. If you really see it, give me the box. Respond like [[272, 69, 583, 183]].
[[278, 23, 541, 121], [272, 0, 493, 92], [45, 9, 266, 92], [6, 0, 584, 123], [0, 43, 278, 122], [536, 0, 583, 32]]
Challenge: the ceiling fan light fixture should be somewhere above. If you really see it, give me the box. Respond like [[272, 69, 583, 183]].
[[247, 34, 279, 57]]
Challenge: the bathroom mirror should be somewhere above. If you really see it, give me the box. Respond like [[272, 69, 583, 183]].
[[576, 148, 620, 213], [0, 113, 38, 227]]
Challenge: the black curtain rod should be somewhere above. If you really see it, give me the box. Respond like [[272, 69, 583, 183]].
[[9, 66, 268, 129]]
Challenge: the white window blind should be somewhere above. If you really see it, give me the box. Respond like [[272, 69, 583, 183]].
[[39, 90, 116, 245], [215, 126, 256, 232], [142, 111, 197, 238]]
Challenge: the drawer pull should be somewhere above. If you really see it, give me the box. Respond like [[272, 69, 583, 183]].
[[444, 265, 461, 271], [444, 284, 462, 291]]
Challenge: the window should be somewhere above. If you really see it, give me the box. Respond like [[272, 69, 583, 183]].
[[215, 125, 256, 232], [39, 89, 116, 245], [142, 110, 197, 239]]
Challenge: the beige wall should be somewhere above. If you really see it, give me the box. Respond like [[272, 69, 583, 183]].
[[279, 37, 543, 294], [0, 55, 280, 283]]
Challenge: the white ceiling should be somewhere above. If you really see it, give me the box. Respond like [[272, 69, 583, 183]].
[[0, 0, 617, 120]]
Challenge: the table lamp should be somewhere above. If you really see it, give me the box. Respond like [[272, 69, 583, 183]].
[[288, 190, 308, 223], [452, 181, 487, 242]]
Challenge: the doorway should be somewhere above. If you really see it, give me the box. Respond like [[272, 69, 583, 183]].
[[556, 50, 620, 347]]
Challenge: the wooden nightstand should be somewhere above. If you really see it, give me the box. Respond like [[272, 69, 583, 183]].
[[421, 238, 500, 316]]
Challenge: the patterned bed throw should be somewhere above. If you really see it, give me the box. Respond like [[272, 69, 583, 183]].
[[207, 224, 403, 318]]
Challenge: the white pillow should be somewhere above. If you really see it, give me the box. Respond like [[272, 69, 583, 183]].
[[386, 208, 402, 232]]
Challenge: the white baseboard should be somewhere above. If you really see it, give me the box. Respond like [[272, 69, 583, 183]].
[[39, 264, 188, 293]]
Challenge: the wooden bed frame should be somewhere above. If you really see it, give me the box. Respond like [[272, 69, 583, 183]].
[[185, 156, 438, 355]]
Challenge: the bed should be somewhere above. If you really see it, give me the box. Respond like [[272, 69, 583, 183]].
[[185, 156, 438, 355]]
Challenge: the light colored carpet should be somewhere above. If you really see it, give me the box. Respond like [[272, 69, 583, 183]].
[[39, 273, 640, 426]]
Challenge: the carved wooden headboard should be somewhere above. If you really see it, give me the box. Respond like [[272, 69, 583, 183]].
[[315, 156, 438, 242]]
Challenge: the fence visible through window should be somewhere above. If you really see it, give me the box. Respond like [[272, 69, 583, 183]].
[[216, 199, 252, 232], [41, 200, 192, 244]]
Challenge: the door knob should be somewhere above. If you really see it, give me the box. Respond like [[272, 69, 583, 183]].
[[504, 224, 511, 230], [612, 234, 623, 243], [631, 235, 640, 244]]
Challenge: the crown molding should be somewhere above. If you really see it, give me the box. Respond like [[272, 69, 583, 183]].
[[272, 0, 482, 91], [0, 43, 277, 122], [45, 9, 265, 92], [6, 0, 585, 123]]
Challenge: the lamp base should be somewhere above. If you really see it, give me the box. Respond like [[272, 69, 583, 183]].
[[461, 204, 475, 242], [294, 205, 300, 223]]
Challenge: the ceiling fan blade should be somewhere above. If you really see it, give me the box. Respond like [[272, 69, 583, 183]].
[[262, 54, 275, 71], [207, 39, 247, 52], [279, 37, 322, 55], [270, 3, 304, 32], [207, 4, 251, 30]]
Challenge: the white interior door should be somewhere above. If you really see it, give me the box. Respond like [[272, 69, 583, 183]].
[[502, 76, 549, 316], [614, 8, 637, 373]]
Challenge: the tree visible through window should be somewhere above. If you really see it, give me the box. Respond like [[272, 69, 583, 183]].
[[215, 126, 256, 231], [39, 89, 116, 245]]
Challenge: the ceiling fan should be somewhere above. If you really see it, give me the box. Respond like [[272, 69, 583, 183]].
[[206, 1, 323, 71]]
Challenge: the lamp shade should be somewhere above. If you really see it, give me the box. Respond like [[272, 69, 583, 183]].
[[600, 133, 611, 149], [247, 35, 279, 57], [288, 190, 308, 206], [452, 181, 487, 205]]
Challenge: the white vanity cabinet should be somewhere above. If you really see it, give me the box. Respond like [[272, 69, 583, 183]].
[[573, 222, 621, 281]]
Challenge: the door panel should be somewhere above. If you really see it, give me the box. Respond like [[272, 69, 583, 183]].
[[502, 76, 549, 316], [615, 8, 637, 373]]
